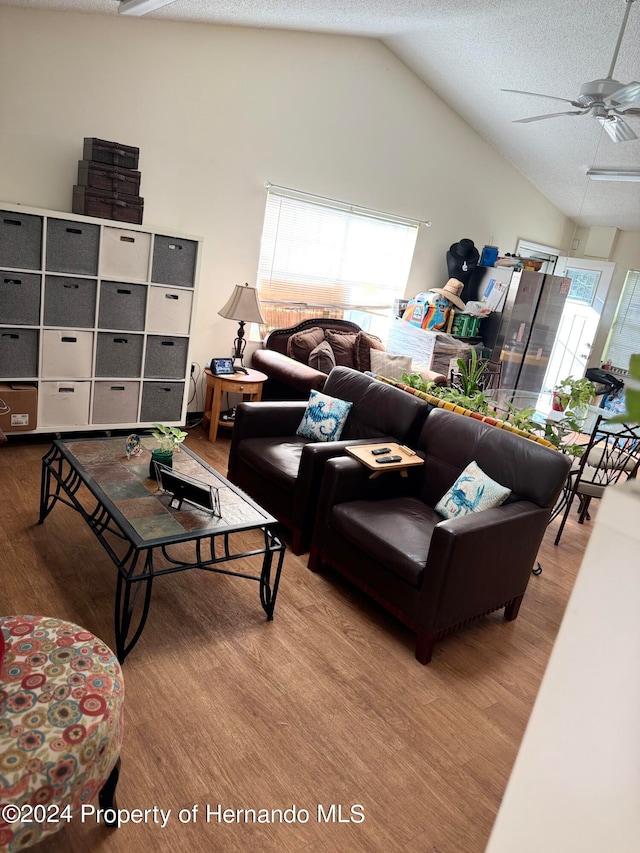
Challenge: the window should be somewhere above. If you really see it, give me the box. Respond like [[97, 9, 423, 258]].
[[604, 269, 640, 372], [565, 267, 601, 306], [255, 187, 419, 339]]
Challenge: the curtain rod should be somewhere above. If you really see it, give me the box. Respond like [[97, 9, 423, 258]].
[[264, 182, 431, 228]]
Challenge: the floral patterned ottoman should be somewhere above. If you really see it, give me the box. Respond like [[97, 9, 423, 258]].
[[0, 616, 124, 851]]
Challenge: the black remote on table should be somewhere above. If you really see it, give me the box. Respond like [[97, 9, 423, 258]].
[[371, 447, 391, 456], [376, 455, 403, 464]]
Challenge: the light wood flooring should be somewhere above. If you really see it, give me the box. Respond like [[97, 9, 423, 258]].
[[0, 427, 591, 852]]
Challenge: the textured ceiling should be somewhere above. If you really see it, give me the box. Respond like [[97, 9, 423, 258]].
[[3, 0, 640, 229]]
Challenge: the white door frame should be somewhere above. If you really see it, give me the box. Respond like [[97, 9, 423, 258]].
[[543, 257, 616, 390]]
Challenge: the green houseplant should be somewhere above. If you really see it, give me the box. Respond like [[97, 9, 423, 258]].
[[551, 376, 596, 413], [149, 423, 188, 476]]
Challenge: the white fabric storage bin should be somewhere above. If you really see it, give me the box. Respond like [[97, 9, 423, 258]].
[[42, 330, 94, 378], [147, 286, 193, 334], [100, 227, 151, 282], [40, 381, 91, 426], [92, 381, 140, 424]]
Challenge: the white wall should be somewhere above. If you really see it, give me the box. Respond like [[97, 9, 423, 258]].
[[0, 6, 574, 382]]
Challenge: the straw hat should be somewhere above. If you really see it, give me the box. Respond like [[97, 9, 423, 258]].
[[430, 278, 466, 311]]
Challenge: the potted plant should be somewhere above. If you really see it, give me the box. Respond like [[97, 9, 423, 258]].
[[149, 423, 188, 477], [551, 376, 596, 414]]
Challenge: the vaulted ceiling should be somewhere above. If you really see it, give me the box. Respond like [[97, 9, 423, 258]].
[[4, 0, 640, 229]]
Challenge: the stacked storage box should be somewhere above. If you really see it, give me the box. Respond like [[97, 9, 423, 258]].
[[73, 138, 144, 225]]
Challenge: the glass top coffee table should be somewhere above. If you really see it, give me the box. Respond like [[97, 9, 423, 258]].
[[39, 436, 285, 662]]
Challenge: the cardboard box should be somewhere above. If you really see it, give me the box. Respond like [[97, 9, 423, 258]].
[[0, 383, 38, 432]]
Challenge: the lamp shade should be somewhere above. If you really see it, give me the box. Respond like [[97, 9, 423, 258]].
[[218, 283, 265, 324]]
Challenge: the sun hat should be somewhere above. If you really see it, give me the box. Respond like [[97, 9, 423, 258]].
[[430, 278, 467, 311]]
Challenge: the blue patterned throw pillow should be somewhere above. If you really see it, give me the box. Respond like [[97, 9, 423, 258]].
[[296, 390, 353, 442], [435, 460, 510, 519]]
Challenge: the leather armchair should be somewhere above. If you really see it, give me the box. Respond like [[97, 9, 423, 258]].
[[308, 408, 572, 664], [227, 367, 431, 554]]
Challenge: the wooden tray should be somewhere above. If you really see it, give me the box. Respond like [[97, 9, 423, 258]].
[[345, 442, 424, 478]]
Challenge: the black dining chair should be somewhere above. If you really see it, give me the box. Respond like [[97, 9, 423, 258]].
[[554, 414, 640, 545]]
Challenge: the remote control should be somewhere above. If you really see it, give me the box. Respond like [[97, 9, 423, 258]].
[[371, 447, 392, 456], [375, 455, 403, 464]]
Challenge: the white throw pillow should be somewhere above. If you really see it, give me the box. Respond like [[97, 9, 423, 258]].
[[369, 349, 413, 380], [296, 390, 353, 442], [435, 461, 511, 519]]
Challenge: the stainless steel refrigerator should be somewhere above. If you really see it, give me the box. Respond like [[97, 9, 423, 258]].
[[477, 267, 571, 394]]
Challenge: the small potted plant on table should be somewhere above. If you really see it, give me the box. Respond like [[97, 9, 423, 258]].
[[551, 376, 596, 418], [149, 423, 188, 477]]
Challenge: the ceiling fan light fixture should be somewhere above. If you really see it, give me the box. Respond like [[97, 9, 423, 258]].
[[586, 169, 640, 182], [118, 0, 178, 16]]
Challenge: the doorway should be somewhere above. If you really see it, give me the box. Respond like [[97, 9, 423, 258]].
[[543, 257, 616, 392]]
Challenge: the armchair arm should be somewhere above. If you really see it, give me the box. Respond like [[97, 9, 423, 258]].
[[251, 349, 327, 395], [419, 501, 550, 629], [232, 401, 307, 440]]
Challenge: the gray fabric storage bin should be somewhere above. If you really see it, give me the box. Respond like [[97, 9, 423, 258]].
[[92, 381, 140, 424], [0, 211, 43, 270], [0, 272, 41, 325], [98, 281, 147, 331], [95, 332, 144, 377], [151, 235, 197, 287], [144, 335, 188, 379], [0, 328, 39, 377], [46, 219, 99, 275], [140, 381, 184, 422], [44, 276, 97, 328]]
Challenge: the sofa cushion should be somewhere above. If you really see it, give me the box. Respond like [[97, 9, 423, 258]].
[[238, 436, 308, 490], [296, 390, 353, 441], [325, 330, 359, 368], [332, 496, 440, 586], [355, 331, 385, 372], [287, 326, 326, 363], [435, 460, 511, 519], [323, 367, 430, 443], [308, 340, 336, 374], [370, 350, 413, 380]]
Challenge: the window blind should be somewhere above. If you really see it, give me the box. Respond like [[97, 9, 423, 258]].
[[605, 269, 640, 371], [256, 189, 418, 332]]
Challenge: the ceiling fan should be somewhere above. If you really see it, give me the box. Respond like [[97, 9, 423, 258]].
[[503, 0, 640, 142]]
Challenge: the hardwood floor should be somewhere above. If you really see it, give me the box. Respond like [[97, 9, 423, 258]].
[[0, 427, 592, 852]]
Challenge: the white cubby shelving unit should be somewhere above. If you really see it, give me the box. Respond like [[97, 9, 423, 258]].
[[0, 202, 201, 434]]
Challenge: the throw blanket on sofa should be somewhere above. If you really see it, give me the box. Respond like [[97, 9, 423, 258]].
[[376, 375, 556, 449]]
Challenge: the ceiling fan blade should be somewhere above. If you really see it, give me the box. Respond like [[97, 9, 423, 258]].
[[502, 88, 583, 107], [513, 110, 588, 124], [609, 81, 640, 109], [598, 115, 638, 142]]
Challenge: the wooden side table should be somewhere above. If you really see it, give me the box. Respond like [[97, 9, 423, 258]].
[[204, 367, 268, 442]]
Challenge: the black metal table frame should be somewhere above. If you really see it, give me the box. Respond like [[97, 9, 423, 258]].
[[39, 441, 285, 663]]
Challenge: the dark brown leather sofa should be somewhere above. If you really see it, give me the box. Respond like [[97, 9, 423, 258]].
[[308, 408, 572, 664], [251, 318, 362, 400], [227, 367, 432, 554], [251, 318, 448, 400]]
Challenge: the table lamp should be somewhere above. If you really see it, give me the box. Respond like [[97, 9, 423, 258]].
[[218, 282, 266, 374]]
